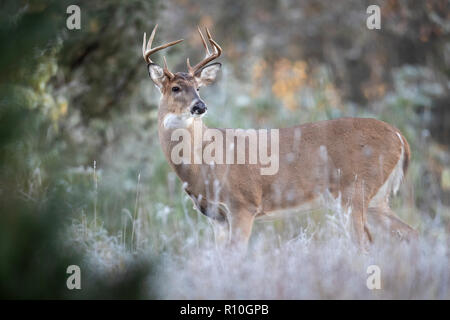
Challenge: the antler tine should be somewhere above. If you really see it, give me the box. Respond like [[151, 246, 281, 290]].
[[147, 25, 156, 51], [187, 26, 222, 75], [206, 27, 222, 55], [162, 56, 174, 79], [142, 32, 147, 60], [142, 24, 183, 79], [197, 26, 211, 57], [143, 24, 158, 63]]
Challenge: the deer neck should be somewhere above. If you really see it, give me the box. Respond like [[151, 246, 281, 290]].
[[157, 108, 207, 174]]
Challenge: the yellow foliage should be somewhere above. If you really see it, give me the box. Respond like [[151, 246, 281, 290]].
[[90, 19, 100, 33], [49, 97, 69, 126], [251, 59, 267, 97], [271, 59, 307, 110], [58, 98, 68, 117], [442, 168, 450, 191], [251, 58, 342, 111], [363, 83, 386, 100]]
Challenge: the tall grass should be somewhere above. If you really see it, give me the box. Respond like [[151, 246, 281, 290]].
[[69, 190, 449, 299]]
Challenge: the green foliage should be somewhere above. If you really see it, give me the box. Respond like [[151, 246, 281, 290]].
[[0, 0, 156, 299]]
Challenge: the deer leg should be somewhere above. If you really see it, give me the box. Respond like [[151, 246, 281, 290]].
[[343, 183, 372, 251], [367, 204, 418, 242], [210, 219, 229, 249], [228, 209, 255, 251], [350, 200, 371, 251], [364, 224, 373, 243]]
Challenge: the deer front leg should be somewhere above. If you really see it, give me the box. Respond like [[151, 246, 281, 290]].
[[228, 209, 255, 251], [210, 219, 229, 249]]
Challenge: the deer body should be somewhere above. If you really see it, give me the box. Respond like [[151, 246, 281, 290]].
[[144, 25, 418, 250]]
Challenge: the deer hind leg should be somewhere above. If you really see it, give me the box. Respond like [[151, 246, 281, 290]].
[[350, 200, 372, 251], [342, 182, 372, 251], [367, 203, 418, 242]]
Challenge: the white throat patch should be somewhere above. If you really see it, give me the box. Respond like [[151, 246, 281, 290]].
[[163, 113, 194, 129]]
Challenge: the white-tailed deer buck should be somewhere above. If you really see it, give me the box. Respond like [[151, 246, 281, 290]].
[[142, 25, 418, 250]]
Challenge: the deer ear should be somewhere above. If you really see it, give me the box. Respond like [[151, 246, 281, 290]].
[[195, 63, 221, 87], [148, 63, 168, 89]]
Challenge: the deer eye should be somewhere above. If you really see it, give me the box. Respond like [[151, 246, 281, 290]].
[[172, 86, 180, 92]]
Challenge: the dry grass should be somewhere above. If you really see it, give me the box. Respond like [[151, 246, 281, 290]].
[[68, 198, 450, 299]]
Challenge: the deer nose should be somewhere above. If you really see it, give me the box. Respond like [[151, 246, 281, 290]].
[[191, 101, 207, 115]]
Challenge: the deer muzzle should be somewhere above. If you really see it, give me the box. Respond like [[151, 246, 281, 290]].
[[191, 100, 207, 115]]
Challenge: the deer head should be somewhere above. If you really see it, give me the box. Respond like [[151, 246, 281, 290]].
[[142, 25, 222, 121]]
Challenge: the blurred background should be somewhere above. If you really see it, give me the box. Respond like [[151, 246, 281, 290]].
[[0, 0, 449, 299]]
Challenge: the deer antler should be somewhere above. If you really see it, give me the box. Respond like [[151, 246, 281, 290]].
[[187, 26, 222, 76], [142, 24, 184, 80]]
